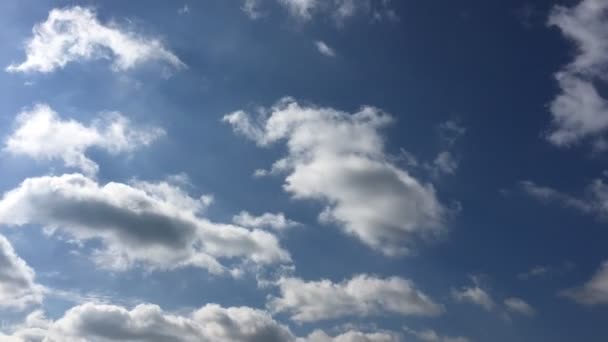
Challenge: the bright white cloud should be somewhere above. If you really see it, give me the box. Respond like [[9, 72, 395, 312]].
[[562, 260, 608, 305], [451, 282, 495, 311], [275, 0, 396, 24], [6, 6, 185, 73], [545, 0, 608, 147], [504, 297, 536, 316], [521, 179, 608, 217], [404, 328, 470, 342], [0, 173, 290, 275], [0, 302, 406, 342], [315, 40, 336, 57], [268, 274, 443, 322], [0, 234, 44, 310], [0, 302, 295, 342], [302, 329, 402, 342], [233, 211, 300, 231], [224, 98, 448, 256], [4, 104, 164, 176]]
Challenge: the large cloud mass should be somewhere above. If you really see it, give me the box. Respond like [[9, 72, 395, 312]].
[[224, 98, 447, 256], [6, 6, 184, 73], [0, 173, 290, 274]]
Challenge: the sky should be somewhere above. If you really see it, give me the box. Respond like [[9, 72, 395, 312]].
[[0, 0, 608, 341]]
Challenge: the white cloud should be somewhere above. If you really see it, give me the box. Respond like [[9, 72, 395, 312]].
[[233, 211, 300, 231], [302, 329, 402, 342], [545, 0, 608, 147], [561, 260, 608, 305], [224, 98, 448, 256], [451, 280, 495, 311], [4, 104, 164, 176], [6, 6, 185, 73], [504, 297, 536, 316], [279, 0, 318, 21], [520, 179, 608, 218], [242, 0, 264, 20], [0, 302, 406, 342], [1, 302, 295, 342], [276, 0, 396, 24], [432, 151, 458, 176], [404, 328, 470, 342], [0, 173, 290, 275], [0, 234, 44, 310], [315, 40, 336, 57], [268, 274, 443, 323]]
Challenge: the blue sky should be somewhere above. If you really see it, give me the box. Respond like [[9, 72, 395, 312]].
[[0, 0, 608, 341]]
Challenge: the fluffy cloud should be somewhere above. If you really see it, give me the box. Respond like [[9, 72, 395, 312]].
[[0, 302, 406, 342], [302, 329, 401, 342], [403, 328, 470, 342], [451, 282, 495, 311], [0, 173, 290, 274], [6, 6, 184, 73], [521, 179, 608, 217], [545, 0, 608, 148], [504, 297, 536, 316], [4, 104, 164, 175], [0, 234, 44, 310], [267, 274, 443, 322], [224, 98, 448, 256], [315, 40, 336, 57], [233, 211, 300, 231], [1, 302, 295, 342], [562, 261, 608, 305]]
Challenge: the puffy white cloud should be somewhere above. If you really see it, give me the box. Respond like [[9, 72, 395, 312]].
[[0, 302, 407, 342], [302, 329, 401, 342], [267, 274, 443, 323], [315, 40, 336, 57], [4, 104, 164, 176], [545, 0, 608, 147], [0, 173, 290, 274], [1, 302, 295, 342], [233, 211, 300, 231], [403, 328, 470, 342], [6, 6, 185, 73], [521, 179, 608, 217], [0, 234, 44, 310], [562, 261, 608, 305], [504, 297, 536, 316], [451, 281, 495, 311], [224, 98, 448, 256]]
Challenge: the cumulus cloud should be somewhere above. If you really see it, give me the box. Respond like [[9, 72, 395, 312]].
[[0, 173, 290, 275], [0, 234, 44, 310], [545, 0, 608, 148], [561, 260, 608, 305], [6, 6, 185, 73], [504, 297, 536, 316], [403, 328, 470, 342], [302, 329, 402, 342], [224, 98, 448, 256], [233, 211, 300, 231], [267, 274, 443, 322], [315, 40, 336, 57], [520, 179, 608, 218], [0, 302, 295, 342], [451, 279, 495, 311], [0, 301, 406, 342], [3, 104, 164, 176]]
